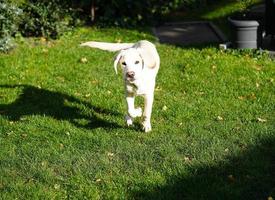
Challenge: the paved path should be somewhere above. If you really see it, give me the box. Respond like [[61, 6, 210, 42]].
[[153, 21, 227, 46]]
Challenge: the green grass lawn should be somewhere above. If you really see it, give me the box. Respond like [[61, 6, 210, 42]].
[[0, 27, 274, 199]]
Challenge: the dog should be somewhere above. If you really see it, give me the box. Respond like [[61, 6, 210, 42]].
[[80, 40, 160, 132]]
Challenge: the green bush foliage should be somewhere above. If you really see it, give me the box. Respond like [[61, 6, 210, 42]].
[[0, 1, 22, 52], [0, 0, 82, 52], [19, 0, 76, 39]]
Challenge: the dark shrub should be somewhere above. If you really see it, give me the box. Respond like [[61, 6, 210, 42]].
[[90, 0, 218, 27]]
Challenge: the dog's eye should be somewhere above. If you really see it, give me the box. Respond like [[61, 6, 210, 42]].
[[122, 62, 126, 66], [135, 61, 139, 64]]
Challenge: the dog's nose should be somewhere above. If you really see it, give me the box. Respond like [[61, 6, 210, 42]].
[[126, 71, 135, 78]]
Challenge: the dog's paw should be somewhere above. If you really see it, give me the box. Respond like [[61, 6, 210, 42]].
[[142, 120, 152, 132], [129, 107, 142, 118], [125, 115, 133, 126]]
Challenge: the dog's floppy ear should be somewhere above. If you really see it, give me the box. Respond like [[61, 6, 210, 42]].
[[137, 48, 156, 68], [113, 50, 124, 74]]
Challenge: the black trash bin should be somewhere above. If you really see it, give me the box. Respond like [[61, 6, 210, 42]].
[[228, 17, 259, 49]]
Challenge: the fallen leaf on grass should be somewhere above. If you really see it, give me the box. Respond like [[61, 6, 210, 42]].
[[195, 91, 205, 96], [162, 105, 168, 111], [238, 93, 256, 100], [6, 131, 14, 136], [217, 116, 223, 121], [59, 143, 64, 149], [57, 76, 65, 82], [95, 178, 102, 183], [184, 156, 192, 162], [91, 80, 99, 84], [24, 178, 35, 184], [20, 117, 28, 121], [116, 39, 122, 43], [40, 37, 47, 43], [239, 143, 247, 150], [155, 86, 162, 91], [257, 117, 267, 123], [42, 48, 48, 53], [85, 93, 91, 98], [250, 93, 256, 100], [253, 64, 262, 71], [41, 161, 47, 167], [54, 184, 60, 190], [80, 57, 88, 63], [107, 152, 114, 157]]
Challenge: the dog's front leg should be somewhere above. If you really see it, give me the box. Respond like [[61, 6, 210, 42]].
[[142, 94, 154, 132], [125, 95, 142, 126]]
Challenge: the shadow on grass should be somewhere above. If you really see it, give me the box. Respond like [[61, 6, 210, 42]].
[[132, 136, 275, 200], [0, 84, 123, 130]]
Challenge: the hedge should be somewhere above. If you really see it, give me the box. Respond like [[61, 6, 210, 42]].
[[0, 0, 218, 52]]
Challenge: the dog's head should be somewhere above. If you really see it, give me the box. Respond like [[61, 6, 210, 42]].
[[114, 48, 156, 82]]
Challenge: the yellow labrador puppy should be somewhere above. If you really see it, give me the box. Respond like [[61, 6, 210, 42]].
[[81, 40, 160, 132]]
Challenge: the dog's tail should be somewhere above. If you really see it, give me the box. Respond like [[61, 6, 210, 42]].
[[80, 41, 134, 52]]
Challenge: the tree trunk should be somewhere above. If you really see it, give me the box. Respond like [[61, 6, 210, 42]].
[[91, 0, 95, 22]]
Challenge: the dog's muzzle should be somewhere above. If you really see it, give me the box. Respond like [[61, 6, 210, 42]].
[[126, 71, 135, 79]]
